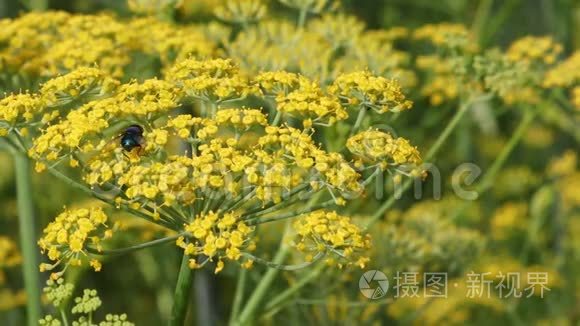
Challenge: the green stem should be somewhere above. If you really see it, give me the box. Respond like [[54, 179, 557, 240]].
[[241, 252, 324, 271], [476, 109, 536, 193], [271, 111, 283, 126], [47, 167, 177, 230], [425, 97, 480, 160], [471, 0, 494, 43], [262, 263, 325, 319], [246, 200, 334, 226], [235, 242, 290, 325], [27, 0, 48, 11], [450, 108, 537, 220], [350, 107, 367, 137], [169, 252, 195, 326], [13, 151, 41, 326], [229, 268, 247, 325], [481, 0, 521, 47], [297, 7, 308, 28], [86, 233, 184, 256], [60, 308, 69, 326]]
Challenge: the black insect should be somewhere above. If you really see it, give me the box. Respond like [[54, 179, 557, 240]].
[[120, 124, 144, 153]]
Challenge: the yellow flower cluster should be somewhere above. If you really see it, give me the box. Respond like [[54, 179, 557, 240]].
[[178, 211, 255, 273], [214, 0, 267, 24], [543, 51, 580, 88], [225, 19, 333, 78], [0, 289, 26, 311], [214, 108, 268, 130], [0, 236, 21, 285], [115, 159, 192, 206], [337, 33, 415, 87], [557, 172, 580, 211], [490, 202, 528, 240], [293, 210, 371, 268], [0, 11, 68, 73], [0, 12, 133, 77], [307, 13, 365, 48], [507, 36, 563, 65], [416, 55, 459, 106], [80, 113, 365, 211], [329, 70, 413, 113], [39, 67, 120, 107], [255, 71, 305, 96], [29, 102, 111, 169], [0, 93, 47, 134], [166, 114, 205, 140], [256, 126, 362, 203], [128, 17, 220, 67], [167, 58, 257, 103], [0, 11, 220, 78], [347, 130, 422, 170], [38, 207, 113, 276], [573, 86, 580, 110], [413, 23, 476, 50], [114, 79, 182, 115], [223, 14, 419, 84], [276, 78, 347, 127], [30, 75, 181, 166]]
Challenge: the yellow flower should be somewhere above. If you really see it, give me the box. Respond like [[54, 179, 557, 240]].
[[39, 67, 119, 106], [413, 23, 476, 51], [180, 211, 255, 272], [0, 93, 47, 128], [329, 70, 412, 113], [214, 0, 267, 24], [293, 210, 371, 268], [255, 71, 305, 96], [38, 207, 113, 273], [347, 129, 422, 170], [89, 259, 102, 272], [507, 36, 563, 65], [276, 77, 347, 127], [0, 237, 22, 277], [167, 58, 258, 103], [490, 202, 528, 240]]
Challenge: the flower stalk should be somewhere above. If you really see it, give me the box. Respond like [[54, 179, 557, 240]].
[[169, 252, 195, 326], [13, 150, 42, 326]]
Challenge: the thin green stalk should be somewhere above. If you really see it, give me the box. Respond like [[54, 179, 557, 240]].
[[241, 252, 324, 271], [451, 109, 537, 220], [297, 7, 308, 28], [350, 107, 367, 137], [271, 111, 283, 126], [424, 97, 481, 160], [86, 233, 184, 256], [13, 151, 42, 326], [47, 167, 177, 230], [471, 0, 494, 43], [481, 0, 521, 47], [169, 252, 195, 326], [60, 308, 69, 326], [475, 109, 536, 193], [246, 200, 334, 226], [262, 263, 325, 319], [235, 240, 290, 325], [229, 268, 247, 325], [26, 0, 48, 11]]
